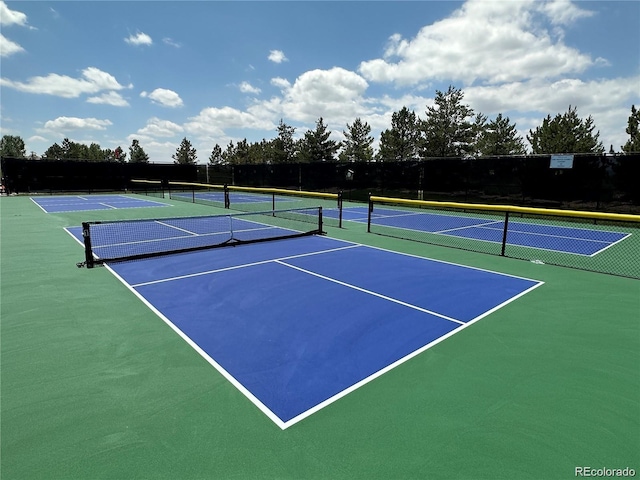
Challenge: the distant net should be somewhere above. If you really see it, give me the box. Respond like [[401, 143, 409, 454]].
[[77, 207, 324, 268], [368, 195, 640, 279], [165, 181, 343, 228], [129, 179, 164, 198], [168, 181, 228, 209]]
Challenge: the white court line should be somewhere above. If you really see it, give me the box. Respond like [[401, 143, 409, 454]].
[[131, 244, 361, 287], [470, 223, 615, 244], [99, 203, 118, 210], [105, 263, 290, 430], [93, 234, 544, 430], [586, 232, 632, 257], [278, 279, 544, 429], [275, 260, 465, 326], [155, 220, 198, 236], [29, 197, 49, 213], [434, 220, 503, 234], [96, 225, 276, 249], [370, 219, 622, 257]]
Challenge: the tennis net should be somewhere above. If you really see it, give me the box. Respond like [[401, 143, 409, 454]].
[[165, 181, 343, 228], [77, 206, 324, 268]]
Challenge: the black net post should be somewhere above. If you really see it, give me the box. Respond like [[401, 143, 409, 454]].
[[338, 191, 343, 228], [500, 211, 510, 256], [81, 222, 95, 268], [319, 206, 323, 234], [367, 193, 373, 233]]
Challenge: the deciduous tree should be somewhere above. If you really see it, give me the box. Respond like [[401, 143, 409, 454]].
[[0, 135, 26, 158]]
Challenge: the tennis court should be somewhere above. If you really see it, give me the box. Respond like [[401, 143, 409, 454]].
[[1, 193, 638, 479], [31, 194, 168, 213]]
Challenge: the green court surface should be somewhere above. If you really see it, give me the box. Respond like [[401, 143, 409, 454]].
[[1, 195, 638, 480]]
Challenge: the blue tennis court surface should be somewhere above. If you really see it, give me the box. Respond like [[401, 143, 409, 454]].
[[338, 206, 630, 256], [67, 224, 542, 429], [32, 195, 168, 213]]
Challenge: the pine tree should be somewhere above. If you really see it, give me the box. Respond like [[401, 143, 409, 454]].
[[476, 113, 526, 156], [208, 144, 224, 165], [339, 118, 374, 163], [129, 139, 150, 163], [272, 119, 297, 164], [422, 85, 475, 157], [622, 105, 640, 153], [527, 105, 604, 154], [376, 107, 421, 162], [172, 137, 197, 164], [297, 117, 340, 163]]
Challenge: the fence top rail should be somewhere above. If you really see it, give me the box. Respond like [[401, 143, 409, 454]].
[[131, 179, 163, 185], [370, 195, 640, 224], [226, 185, 339, 200]]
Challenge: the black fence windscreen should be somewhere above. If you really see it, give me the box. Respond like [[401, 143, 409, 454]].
[[3, 153, 639, 212]]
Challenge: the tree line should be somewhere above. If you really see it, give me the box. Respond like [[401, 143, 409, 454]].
[[2, 86, 639, 164]]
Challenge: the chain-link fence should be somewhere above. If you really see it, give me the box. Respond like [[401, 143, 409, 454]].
[[367, 196, 640, 279]]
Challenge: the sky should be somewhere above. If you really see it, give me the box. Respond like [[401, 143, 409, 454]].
[[1, 0, 639, 163]]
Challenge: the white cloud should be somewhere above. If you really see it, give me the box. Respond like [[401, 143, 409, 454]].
[[0, 33, 24, 57], [268, 49, 288, 63], [162, 37, 181, 48], [125, 31, 153, 46], [239, 81, 261, 95], [86, 91, 130, 107], [184, 106, 276, 140], [0, 1, 28, 27], [43, 116, 113, 132], [136, 117, 183, 138], [279, 67, 370, 124], [271, 77, 291, 90], [0, 67, 130, 97], [358, 0, 596, 87], [539, 0, 594, 26], [140, 88, 183, 108]]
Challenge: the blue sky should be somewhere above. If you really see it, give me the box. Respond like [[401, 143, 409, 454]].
[[1, 1, 639, 163]]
